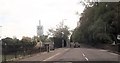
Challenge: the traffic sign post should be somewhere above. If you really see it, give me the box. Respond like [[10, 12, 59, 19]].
[[117, 35, 120, 52], [117, 35, 120, 40]]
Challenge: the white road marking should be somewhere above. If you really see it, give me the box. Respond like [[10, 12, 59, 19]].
[[82, 53, 85, 57], [43, 53, 61, 61], [42, 52, 47, 54], [50, 51, 54, 52], [81, 51, 88, 61], [81, 52, 89, 61], [65, 48, 69, 51], [99, 50, 107, 51], [110, 53, 118, 56], [85, 57, 89, 61], [99, 49, 118, 55]]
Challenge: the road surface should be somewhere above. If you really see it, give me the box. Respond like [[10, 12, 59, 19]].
[[19, 47, 119, 62]]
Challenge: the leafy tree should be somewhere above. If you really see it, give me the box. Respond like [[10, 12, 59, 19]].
[[21, 36, 35, 50], [2, 37, 21, 53], [40, 35, 48, 42], [2, 37, 14, 53], [72, 2, 120, 46], [48, 22, 70, 41]]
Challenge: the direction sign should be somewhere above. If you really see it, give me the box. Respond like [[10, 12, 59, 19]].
[[117, 35, 120, 40]]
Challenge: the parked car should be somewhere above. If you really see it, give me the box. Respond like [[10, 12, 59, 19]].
[[74, 42, 80, 48]]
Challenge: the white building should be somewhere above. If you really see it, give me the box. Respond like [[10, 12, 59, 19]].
[[37, 20, 43, 37]]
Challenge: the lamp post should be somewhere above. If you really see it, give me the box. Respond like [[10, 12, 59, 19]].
[[3, 43, 7, 62], [117, 35, 120, 52], [14, 43, 17, 58], [61, 19, 66, 48], [23, 44, 25, 56], [62, 32, 64, 48]]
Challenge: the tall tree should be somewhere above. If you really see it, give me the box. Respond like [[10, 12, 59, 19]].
[[48, 22, 70, 41], [72, 2, 120, 46]]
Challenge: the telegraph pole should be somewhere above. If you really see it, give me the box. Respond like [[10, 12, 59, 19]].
[[61, 19, 67, 48]]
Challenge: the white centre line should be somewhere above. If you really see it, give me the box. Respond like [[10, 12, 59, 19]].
[[43, 53, 61, 61], [82, 53, 89, 61], [82, 53, 85, 57], [85, 57, 89, 61]]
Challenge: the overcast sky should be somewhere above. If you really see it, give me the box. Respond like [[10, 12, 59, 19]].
[[0, 0, 84, 39]]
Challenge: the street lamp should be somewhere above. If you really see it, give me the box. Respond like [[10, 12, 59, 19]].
[[3, 43, 7, 62], [14, 43, 17, 58], [62, 32, 64, 48], [117, 35, 120, 52]]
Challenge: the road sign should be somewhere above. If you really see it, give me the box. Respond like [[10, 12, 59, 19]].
[[117, 35, 120, 40]]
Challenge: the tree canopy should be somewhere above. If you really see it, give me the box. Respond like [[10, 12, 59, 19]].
[[71, 2, 120, 46], [48, 22, 70, 41]]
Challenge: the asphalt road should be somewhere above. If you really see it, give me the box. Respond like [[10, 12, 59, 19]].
[[19, 47, 120, 62], [49, 48, 119, 61]]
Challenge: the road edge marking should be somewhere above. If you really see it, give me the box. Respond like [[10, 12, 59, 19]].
[[43, 53, 61, 61], [99, 50, 107, 51], [110, 53, 118, 56], [42, 52, 47, 54]]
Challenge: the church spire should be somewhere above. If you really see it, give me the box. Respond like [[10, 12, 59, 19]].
[[37, 20, 43, 37], [39, 20, 41, 26]]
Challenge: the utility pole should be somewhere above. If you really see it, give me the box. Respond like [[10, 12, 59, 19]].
[[61, 19, 64, 48], [61, 19, 67, 48], [62, 32, 64, 48]]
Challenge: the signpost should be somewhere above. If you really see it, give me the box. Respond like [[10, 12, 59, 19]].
[[62, 32, 64, 48], [117, 35, 120, 40], [117, 35, 120, 52]]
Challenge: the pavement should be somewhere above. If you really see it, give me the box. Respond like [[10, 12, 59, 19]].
[[19, 48, 70, 61]]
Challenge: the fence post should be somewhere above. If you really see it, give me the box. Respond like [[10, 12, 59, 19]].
[[48, 44, 50, 52], [14, 45, 17, 58]]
